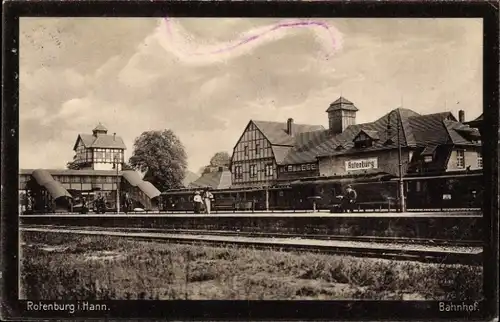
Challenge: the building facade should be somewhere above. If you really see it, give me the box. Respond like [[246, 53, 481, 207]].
[[20, 124, 161, 213], [71, 123, 126, 171], [228, 96, 483, 209], [230, 118, 324, 187]]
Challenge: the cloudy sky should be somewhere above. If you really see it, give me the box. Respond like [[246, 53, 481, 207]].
[[19, 17, 482, 173]]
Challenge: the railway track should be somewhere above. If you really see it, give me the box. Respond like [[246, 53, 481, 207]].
[[22, 224, 482, 247], [21, 226, 483, 266]]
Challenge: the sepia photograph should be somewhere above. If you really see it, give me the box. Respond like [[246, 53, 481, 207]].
[[3, 2, 497, 319]]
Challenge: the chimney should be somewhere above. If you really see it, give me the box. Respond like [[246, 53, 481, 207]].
[[287, 118, 294, 135], [113, 133, 116, 141], [458, 110, 465, 123]]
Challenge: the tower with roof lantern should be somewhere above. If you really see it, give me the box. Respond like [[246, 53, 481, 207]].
[[326, 96, 359, 134]]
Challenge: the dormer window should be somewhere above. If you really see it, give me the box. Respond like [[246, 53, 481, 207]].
[[421, 146, 437, 164], [354, 140, 372, 148], [353, 130, 379, 149], [335, 145, 344, 151]]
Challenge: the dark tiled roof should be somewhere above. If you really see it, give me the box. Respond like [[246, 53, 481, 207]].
[[189, 170, 232, 189], [357, 129, 380, 140], [281, 109, 463, 164], [408, 112, 454, 147], [252, 120, 325, 146], [443, 119, 481, 145], [421, 145, 437, 155], [326, 96, 359, 112], [74, 133, 127, 150], [272, 146, 293, 165]]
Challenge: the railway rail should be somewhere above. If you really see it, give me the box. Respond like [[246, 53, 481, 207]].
[[21, 226, 483, 266], [22, 224, 483, 247]]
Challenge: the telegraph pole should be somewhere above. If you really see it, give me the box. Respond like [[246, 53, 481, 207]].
[[114, 155, 121, 214], [397, 112, 406, 213]]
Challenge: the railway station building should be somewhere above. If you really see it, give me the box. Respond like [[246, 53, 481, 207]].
[[19, 124, 161, 213], [228, 97, 484, 210]]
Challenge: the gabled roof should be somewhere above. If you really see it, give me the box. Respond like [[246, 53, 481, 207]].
[[189, 169, 232, 190], [272, 146, 293, 165], [355, 129, 380, 141], [326, 96, 359, 112], [73, 133, 127, 150], [443, 119, 481, 145], [407, 112, 455, 147], [421, 145, 437, 156], [280, 108, 461, 164], [252, 120, 325, 146]]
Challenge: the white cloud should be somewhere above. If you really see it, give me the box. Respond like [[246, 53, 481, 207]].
[[19, 17, 483, 173]]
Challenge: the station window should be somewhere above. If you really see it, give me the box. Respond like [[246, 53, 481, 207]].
[[477, 152, 483, 168], [250, 165, 257, 178], [244, 146, 249, 156], [255, 144, 260, 155], [424, 155, 433, 163], [265, 164, 273, 177], [456, 150, 465, 168], [234, 166, 243, 179], [354, 140, 373, 149]]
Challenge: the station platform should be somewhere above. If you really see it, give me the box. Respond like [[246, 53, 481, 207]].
[[20, 210, 481, 218]]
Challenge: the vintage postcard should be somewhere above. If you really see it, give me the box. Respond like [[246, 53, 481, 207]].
[[2, 1, 498, 320]]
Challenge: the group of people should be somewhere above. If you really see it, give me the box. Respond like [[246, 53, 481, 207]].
[[193, 188, 214, 214], [74, 192, 133, 214]]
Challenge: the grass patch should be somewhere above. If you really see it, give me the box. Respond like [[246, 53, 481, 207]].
[[21, 231, 482, 300]]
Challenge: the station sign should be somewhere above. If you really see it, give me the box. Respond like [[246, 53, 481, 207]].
[[345, 158, 378, 171]]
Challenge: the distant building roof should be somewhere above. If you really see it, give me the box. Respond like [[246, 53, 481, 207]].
[[73, 133, 126, 150], [189, 169, 232, 190]]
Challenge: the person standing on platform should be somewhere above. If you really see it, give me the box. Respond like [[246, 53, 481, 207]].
[[203, 188, 214, 214], [122, 192, 131, 214], [344, 185, 357, 213], [193, 191, 203, 214]]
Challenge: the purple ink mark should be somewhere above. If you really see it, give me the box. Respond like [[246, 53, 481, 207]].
[[162, 16, 341, 59]]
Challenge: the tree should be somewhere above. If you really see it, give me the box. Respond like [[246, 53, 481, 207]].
[[66, 160, 80, 170], [199, 151, 231, 174], [121, 162, 134, 171], [129, 129, 187, 191], [210, 151, 230, 167]]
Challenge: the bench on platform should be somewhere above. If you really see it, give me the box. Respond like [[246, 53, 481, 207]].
[[214, 199, 236, 213]]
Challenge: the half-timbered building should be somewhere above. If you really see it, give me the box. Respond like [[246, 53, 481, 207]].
[[230, 118, 324, 187], [71, 123, 127, 171]]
